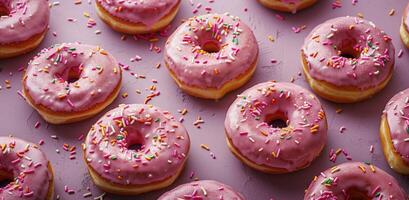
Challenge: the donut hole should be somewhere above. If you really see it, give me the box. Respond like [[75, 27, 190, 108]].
[[128, 143, 144, 151], [0, 3, 10, 17], [201, 40, 221, 53], [339, 46, 360, 59], [346, 188, 371, 200], [66, 67, 82, 84], [126, 132, 145, 152], [337, 39, 361, 59], [0, 170, 13, 188], [265, 113, 288, 129]]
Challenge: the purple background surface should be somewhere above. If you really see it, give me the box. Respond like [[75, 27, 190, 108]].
[[1, 0, 409, 199]]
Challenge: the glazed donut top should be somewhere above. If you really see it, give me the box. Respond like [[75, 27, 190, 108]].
[[96, 0, 179, 26], [84, 104, 190, 185], [384, 88, 409, 164], [164, 13, 258, 89], [302, 16, 395, 89], [0, 137, 52, 200], [305, 162, 407, 200], [158, 180, 245, 200], [23, 43, 122, 113], [225, 82, 327, 171], [0, 0, 49, 44]]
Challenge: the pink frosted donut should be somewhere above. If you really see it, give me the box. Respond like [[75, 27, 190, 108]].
[[83, 104, 190, 195], [158, 180, 245, 200], [225, 81, 327, 173], [301, 16, 395, 103], [381, 88, 409, 174], [0, 0, 50, 58], [95, 0, 181, 34], [164, 13, 259, 100], [0, 137, 54, 200], [22, 43, 122, 124], [304, 162, 407, 200]]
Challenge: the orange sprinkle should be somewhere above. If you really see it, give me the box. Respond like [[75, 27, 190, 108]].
[[370, 165, 376, 173]]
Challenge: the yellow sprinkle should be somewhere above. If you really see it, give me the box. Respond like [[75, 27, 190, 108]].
[[181, 109, 188, 115], [268, 35, 275, 42], [121, 93, 128, 98], [370, 165, 376, 173], [83, 12, 90, 18], [358, 165, 366, 173], [200, 144, 210, 151], [310, 124, 319, 134], [99, 50, 108, 55], [330, 167, 340, 174], [335, 148, 342, 155], [260, 131, 268, 136]]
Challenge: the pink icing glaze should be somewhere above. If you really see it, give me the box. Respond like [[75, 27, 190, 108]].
[[0, 0, 49, 44], [0, 137, 52, 200], [164, 13, 259, 89], [383, 88, 409, 165], [23, 43, 122, 113], [304, 162, 408, 200], [96, 0, 180, 26], [84, 104, 190, 185], [302, 16, 395, 90], [158, 180, 245, 200], [225, 81, 327, 172]]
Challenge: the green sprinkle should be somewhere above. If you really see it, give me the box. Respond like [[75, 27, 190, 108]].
[[322, 178, 334, 186]]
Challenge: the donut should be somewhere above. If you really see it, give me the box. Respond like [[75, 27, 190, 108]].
[[158, 180, 245, 200], [0, 0, 50, 59], [257, 0, 317, 13], [304, 162, 408, 199], [164, 13, 259, 100], [380, 88, 409, 174], [301, 16, 395, 103], [401, 3, 409, 48], [225, 81, 327, 173], [83, 104, 190, 195], [95, 0, 181, 34], [0, 137, 54, 200], [22, 43, 122, 124]]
